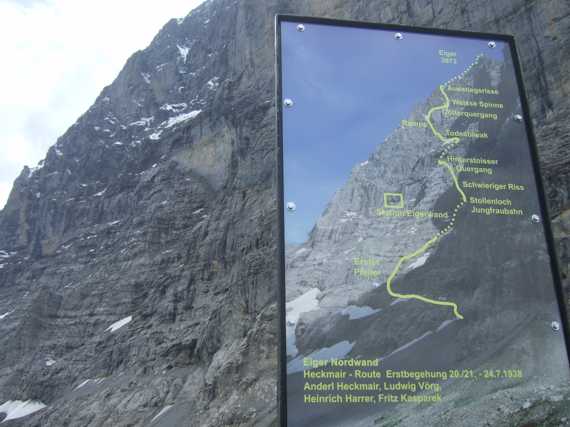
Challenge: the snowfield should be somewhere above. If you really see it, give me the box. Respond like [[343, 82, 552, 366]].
[[285, 288, 320, 357]]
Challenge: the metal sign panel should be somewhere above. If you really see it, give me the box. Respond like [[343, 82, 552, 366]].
[[276, 15, 570, 427]]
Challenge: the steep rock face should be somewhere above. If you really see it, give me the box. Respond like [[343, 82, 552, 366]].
[[0, 1, 280, 426], [0, 0, 568, 426], [286, 58, 500, 307]]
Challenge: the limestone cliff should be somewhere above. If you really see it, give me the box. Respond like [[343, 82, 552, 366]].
[[0, 0, 568, 426]]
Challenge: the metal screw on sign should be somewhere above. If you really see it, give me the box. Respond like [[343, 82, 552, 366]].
[[488, 41, 496, 48], [514, 114, 523, 122], [284, 98, 294, 108], [286, 202, 296, 212], [552, 321, 561, 332], [531, 214, 540, 223], [297, 24, 305, 32], [394, 33, 403, 40]]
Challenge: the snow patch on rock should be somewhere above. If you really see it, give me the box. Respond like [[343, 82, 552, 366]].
[[177, 45, 190, 63], [341, 305, 381, 320], [381, 331, 433, 360], [164, 110, 202, 128], [206, 77, 219, 90], [0, 400, 47, 423], [149, 131, 163, 141], [160, 103, 187, 113], [93, 188, 107, 197], [141, 72, 151, 84], [407, 252, 430, 270], [0, 310, 14, 320], [105, 316, 132, 333], [129, 117, 154, 127], [151, 405, 173, 422]]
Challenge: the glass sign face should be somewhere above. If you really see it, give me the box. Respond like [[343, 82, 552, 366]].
[[277, 17, 570, 427]]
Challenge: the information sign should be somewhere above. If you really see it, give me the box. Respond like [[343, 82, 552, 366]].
[[276, 15, 570, 427]]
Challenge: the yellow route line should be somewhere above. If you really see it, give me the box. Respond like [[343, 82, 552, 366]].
[[437, 160, 467, 202], [425, 85, 460, 146], [385, 81, 475, 320], [386, 235, 464, 319]]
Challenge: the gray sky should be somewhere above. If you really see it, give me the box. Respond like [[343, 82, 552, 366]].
[[0, 0, 205, 209]]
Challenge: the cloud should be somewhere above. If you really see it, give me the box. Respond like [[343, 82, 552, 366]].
[[0, 0, 205, 209], [3, 0, 50, 8]]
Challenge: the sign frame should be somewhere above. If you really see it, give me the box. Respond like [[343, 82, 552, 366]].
[[274, 14, 570, 426]]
